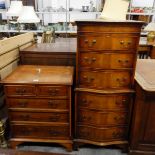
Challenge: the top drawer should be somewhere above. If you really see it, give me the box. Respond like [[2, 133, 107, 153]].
[[77, 22, 143, 33], [37, 86, 69, 97], [78, 34, 139, 51], [4, 85, 36, 96]]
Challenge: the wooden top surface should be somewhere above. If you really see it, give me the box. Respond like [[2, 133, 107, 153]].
[[1, 65, 74, 85], [21, 38, 76, 54], [135, 59, 155, 91], [0, 149, 71, 155], [75, 19, 144, 24]]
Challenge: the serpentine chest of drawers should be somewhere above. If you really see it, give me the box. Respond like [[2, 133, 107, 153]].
[[75, 20, 143, 148], [2, 65, 74, 151]]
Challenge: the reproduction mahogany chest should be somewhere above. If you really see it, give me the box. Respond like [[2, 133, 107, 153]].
[[75, 20, 143, 148], [2, 65, 74, 151], [129, 59, 155, 155]]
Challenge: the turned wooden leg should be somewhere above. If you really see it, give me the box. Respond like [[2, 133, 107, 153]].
[[9, 140, 24, 149]]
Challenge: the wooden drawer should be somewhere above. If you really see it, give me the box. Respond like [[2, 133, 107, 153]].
[[76, 92, 131, 110], [9, 111, 69, 123], [80, 52, 134, 69], [78, 70, 132, 89], [77, 125, 127, 142], [4, 85, 36, 96], [78, 34, 138, 51], [7, 98, 69, 110], [37, 86, 68, 97], [11, 124, 70, 139], [77, 109, 128, 126], [77, 23, 142, 33]]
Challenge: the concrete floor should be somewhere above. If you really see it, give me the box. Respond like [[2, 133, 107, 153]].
[[18, 144, 127, 155]]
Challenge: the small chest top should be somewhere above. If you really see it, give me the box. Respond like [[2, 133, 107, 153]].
[[1, 65, 74, 85], [135, 59, 155, 91]]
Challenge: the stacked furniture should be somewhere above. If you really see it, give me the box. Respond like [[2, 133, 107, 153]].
[[75, 20, 143, 148], [129, 59, 155, 155], [2, 65, 74, 151]]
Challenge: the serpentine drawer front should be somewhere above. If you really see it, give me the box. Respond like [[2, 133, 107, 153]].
[[2, 65, 74, 151], [75, 20, 143, 148]]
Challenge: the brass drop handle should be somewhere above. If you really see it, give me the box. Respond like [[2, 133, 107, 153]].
[[116, 78, 128, 86], [81, 115, 91, 121], [120, 40, 124, 44], [118, 59, 129, 66], [114, 116, 124, 121], [49, 114, 60, 121], [92, 39, 96, 44], [16, 88, 26, 94], [91, 57, 96, 62], [18, 101, 28, 107], [48, 100, 58, 108], [127, 41, 132, 45], [48, 88, 59, 95], [84, 39, 88, 43], [112, 131, 123, 138], [21, 114, 30, 121]]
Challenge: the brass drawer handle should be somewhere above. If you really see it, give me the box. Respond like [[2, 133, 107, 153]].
[[48, 100, 58, 108], [91, 57, 96, 62], [81, 99, 89, 106], [48, 88, 59, 95], [92, 39, 96, 44], [49, 114, 60, 122], [112, 131, 123, 138], [18, 101, 28, 107], [116, 78, 127, 85], [115, 99, 127, 106], [20, 115, 30, 121], [114, 116, 125, 121], [16, 88, 26, 94], [84, 39, 88, 43], [81, 116, 91, 121], [120, 41, 124, 44]]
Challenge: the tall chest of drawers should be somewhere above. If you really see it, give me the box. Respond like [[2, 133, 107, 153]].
[[75, 20, 143, 147], [2, 65, 74, 151]]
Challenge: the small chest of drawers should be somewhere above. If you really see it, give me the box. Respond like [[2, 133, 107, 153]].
[[2, 65, 74, 151]]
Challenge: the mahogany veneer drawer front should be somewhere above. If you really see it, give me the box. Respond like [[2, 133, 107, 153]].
[[78, 109, 128, 127], [5, 85, 36, 96], [7, 98, 69, 110], [77, 125, 128, 142], [77, 22, 142, 32], [2, 65, 74, 151], [11, 124, 70, 139], [37, 86, 68, 97], [80, 52, 134, 69], [79, 70, 132, 89], [77, 92, 131, 110], [9, 111, 69, 123], [78, 34, 139, 51]]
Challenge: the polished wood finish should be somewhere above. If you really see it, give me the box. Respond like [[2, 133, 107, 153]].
[[75, 20, 143, 148], [2, 65, 74, 151], [20, 38, 76, 66], [129, 59, 155, 155]]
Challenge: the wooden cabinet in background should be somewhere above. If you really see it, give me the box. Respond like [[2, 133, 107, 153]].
[[2, 65, 74, 151], [75, 20, 143, 149], [129, 59, 155, 155]]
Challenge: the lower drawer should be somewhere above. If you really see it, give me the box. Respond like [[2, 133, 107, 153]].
[[11, 124, 70, 139], [76, 125, 128, 142], [7, 98, 69, 110], [9, 111, 69, 123], [78, 109, 128, 126]]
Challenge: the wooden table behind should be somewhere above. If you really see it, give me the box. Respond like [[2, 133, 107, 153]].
[[20, 38, 76, 66]]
